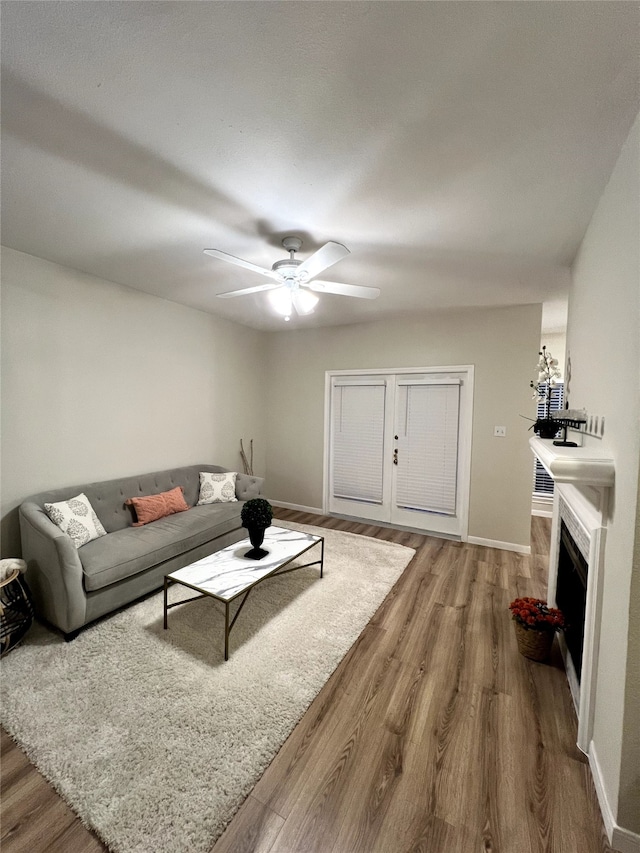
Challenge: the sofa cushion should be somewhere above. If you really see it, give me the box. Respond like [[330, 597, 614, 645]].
[[197, 471, 238, 505], [44, 493, 107, 549], [79, 503, 243, 591], [126, 486, 189, 527]]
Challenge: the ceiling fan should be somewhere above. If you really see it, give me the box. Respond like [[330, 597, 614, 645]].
[[203, 236, 380, 319]]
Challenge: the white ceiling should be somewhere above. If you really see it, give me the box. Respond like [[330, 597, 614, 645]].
[[1, 2, 638, 332]]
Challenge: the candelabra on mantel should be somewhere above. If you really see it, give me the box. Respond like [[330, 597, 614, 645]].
[[549, 410, 587, 447]]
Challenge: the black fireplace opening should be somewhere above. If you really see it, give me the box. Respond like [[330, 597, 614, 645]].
[[555, 520, 589, 682]]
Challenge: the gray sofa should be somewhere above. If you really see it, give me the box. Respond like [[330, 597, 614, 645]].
[[19, 464, 263, 638]]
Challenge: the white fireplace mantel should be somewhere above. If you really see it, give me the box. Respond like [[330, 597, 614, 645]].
[[530, 435, 615, 760], [529, 436, 615, 488]]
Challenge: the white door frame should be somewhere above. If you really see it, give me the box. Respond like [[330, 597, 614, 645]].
[[323, 365, 474, 540]]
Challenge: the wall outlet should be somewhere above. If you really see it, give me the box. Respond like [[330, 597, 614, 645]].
[[494, 426, 506, 437]]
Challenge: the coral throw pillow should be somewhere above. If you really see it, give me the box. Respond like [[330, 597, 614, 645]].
[[126, 486, 189, 527]]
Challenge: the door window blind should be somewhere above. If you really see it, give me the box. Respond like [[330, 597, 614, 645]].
[[396, 383, 460, 515], [331, 382, 386, 504], [533, 382, 564, 495]]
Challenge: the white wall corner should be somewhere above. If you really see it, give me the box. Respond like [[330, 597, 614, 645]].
[[589, 742, 640, 853]]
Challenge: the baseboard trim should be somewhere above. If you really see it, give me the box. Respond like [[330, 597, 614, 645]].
[[589, 742, 640, 853], [531, 508, 554, 518], [269, 501, 324, 516], [467, 536, 531, 555], [613, 827, 640, 853], [590, 742, 616, 841]]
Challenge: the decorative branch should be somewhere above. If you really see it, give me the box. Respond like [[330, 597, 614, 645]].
[[240, 438, 253, 476]]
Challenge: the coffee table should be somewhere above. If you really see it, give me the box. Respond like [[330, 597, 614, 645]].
[[163, 526, 324, 660]]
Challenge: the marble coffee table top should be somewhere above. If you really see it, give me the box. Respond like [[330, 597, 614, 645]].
[[167, 526, 322, 602]]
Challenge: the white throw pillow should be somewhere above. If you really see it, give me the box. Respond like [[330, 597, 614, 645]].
[[197, 471, 238, 505], [44, 493, 107, 549]]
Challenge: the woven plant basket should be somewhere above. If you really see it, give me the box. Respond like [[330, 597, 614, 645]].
[[513, 620, 554, 662]]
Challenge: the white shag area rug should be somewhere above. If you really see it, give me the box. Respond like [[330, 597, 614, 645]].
[[0, 521, 414, 853]]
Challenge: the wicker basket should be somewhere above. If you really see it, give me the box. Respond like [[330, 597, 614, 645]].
[[0, 569, 34, 657], [513, 620, 554, 662]]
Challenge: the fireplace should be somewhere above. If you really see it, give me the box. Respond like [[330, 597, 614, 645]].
[[544, 482, 609, 754], [529, 436, 617, 842], [530, 434, 614, 753], [547, 487, 608, 753], [555, 520, 588, 683]]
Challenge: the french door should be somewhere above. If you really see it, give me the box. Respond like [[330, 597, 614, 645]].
[[326, 368, 473, 538]]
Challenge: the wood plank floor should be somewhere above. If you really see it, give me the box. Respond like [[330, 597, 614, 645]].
[[1, 511, 611, 853]]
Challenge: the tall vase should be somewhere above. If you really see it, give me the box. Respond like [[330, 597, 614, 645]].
[[245, 525, 268, 560], [534, 419, 560, 439]]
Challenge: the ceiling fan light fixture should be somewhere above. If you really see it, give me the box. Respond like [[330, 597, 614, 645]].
[[268, 287, 293, 317], [269, 284, 318, 319], [205, 235, 380, 311], [292, 289, 319, 315]]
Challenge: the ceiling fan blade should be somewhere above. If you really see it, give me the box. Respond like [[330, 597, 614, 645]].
[[204, 248, 282, 281], [308, 280, 381, 300], [216, 282, 283, 298], [297, 241, 350, 280]]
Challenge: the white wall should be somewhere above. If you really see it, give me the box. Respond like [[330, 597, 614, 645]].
[[264, 304, 542, 549], [0, 247, 268, 557], [0, 248, 543, 554], [567, 112, 640, 834]]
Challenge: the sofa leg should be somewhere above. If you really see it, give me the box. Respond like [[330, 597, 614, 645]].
[[63, 628, 82, 642]]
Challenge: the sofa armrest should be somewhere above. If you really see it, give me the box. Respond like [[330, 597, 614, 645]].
[[19, 502, 88, 634], [235, 474, 264, 501]]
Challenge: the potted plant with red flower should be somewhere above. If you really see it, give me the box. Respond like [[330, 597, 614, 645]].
[[509, 597, 564, 661]]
